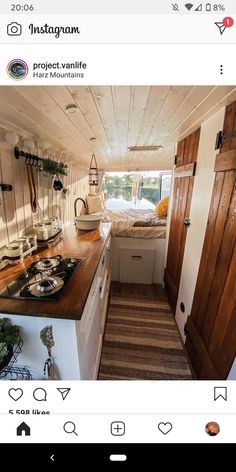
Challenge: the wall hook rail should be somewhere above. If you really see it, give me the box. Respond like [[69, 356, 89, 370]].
[[14, 146, 43, 168]]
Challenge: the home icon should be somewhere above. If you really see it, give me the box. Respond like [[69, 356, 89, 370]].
[[16, 422, 31, 436]]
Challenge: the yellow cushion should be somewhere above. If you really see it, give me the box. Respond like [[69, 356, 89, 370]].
[[155, 196, 169, 217]]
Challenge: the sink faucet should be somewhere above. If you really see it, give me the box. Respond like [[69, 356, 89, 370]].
[[74, 198, 88, 217]]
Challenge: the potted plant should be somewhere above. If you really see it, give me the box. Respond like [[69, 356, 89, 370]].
[[0, 318, 22, 370], [42, 159, 68, 177], [40, 159, 69, 190]]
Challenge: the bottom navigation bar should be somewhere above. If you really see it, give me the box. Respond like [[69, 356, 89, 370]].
[[0, 414, 235, 443]]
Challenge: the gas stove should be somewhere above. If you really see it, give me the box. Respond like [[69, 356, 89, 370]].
[[0, 255, 81, 301]]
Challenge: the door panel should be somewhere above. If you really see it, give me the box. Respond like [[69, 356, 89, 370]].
[[164, 128, 200, 311], [185, 101, 236, 379]]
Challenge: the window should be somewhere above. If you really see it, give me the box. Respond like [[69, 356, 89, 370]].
[[102, 171, 172, 210]]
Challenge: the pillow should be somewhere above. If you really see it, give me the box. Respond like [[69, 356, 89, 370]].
[[88, 191, 106, 209], [155, 196, 169, 218], [87, 194, 105, 214], [134, 216, 167, 227]]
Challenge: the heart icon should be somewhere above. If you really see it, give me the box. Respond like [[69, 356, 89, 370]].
[[158, 422, 173, 435], [8, 388, 23, 401]]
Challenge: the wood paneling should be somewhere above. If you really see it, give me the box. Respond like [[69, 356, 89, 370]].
[[185, 316, 219, 379], [0, 86, 236, 172], [214, 148, 236, 172], [0, 133, 89, 248], [174, 162, 196, 178], [185, 101, 236, 379], [164, 129, 200, 312]]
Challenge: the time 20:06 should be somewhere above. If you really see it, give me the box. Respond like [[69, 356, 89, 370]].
[[11, 4, 35, 11]]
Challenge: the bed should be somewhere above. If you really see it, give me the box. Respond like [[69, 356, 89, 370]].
[[89, 206, 168, 283], [93, 208, 167, 238]]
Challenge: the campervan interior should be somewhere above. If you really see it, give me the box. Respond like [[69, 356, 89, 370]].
[[0, 85, 235, 381]]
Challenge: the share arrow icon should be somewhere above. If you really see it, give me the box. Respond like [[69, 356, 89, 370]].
[[215, 22, 226, 35], [57, 388, 71, 400], [215, 17, 234, 35]]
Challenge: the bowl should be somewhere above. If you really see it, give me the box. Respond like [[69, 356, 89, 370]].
[[74, 214, 102, 231]]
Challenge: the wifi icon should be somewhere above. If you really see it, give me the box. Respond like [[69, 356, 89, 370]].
[[185, 3, 194, 10]]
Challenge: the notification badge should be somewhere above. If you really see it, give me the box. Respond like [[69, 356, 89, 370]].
[[7, 59, 28, 80], [215, 16, 234, 35]]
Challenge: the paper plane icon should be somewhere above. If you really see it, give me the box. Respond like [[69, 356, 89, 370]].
[[57, 388, 71, 400], [215, 22, 226, 35]]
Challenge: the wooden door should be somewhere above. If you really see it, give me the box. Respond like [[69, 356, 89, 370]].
[[185, 102, 236, 379], [164, 128, 200, 311]]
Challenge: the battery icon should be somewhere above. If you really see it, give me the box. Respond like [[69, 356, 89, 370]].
[[206, 3, 211, 10]]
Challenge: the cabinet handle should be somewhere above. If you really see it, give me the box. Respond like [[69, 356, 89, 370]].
[[99, 286, 102, 293], [102, 255, 105, 265], [132, 256, 142, 260]]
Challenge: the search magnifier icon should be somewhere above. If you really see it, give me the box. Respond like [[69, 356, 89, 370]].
[[63, 421, 78, 436]]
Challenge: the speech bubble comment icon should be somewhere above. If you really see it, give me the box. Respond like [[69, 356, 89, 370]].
[[33, 388, 47, 401]]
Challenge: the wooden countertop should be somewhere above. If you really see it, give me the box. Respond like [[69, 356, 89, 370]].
[[0, 222, 111, 321]]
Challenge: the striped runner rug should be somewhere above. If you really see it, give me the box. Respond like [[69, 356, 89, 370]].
[[98, 286, 193, 380]]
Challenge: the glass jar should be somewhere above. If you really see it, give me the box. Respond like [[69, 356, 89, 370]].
[[44, 220, 54, 237], [17, 237, 31, 253], [5, 243, 23, 265], [51, 216, 61, 231], [34, 224, 48, 241], [27, 234, 37, 248]]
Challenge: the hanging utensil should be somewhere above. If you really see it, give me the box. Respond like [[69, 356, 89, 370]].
[[30, 165, 42, 213], [53, 175, 63, 191], [40, 325, 58, 379], [26, 164, 36, 213]]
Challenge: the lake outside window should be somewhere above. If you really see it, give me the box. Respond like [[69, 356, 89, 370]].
[[102, 171, 172, 210]]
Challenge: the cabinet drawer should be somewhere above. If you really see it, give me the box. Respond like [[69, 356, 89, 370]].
[[119, 248, 154, 284], [80, 280, 100, 343], [92, 334, 103, 379], [100, 270, 110, 333], [79, 288, 101, 379], [80, 258, 105, 333]]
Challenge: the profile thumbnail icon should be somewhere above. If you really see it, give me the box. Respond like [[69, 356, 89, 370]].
[[205, 421, 220, 437], [7, 59, 28, 80]]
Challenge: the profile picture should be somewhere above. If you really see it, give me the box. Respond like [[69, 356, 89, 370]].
[[205, 421, 220, 436], [7, 59, 28, 80]]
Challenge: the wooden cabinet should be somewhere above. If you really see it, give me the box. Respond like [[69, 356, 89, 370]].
[[77, 235, 111, 379]]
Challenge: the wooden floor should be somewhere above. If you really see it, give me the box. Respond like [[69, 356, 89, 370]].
[[98, 282, 193, 380]]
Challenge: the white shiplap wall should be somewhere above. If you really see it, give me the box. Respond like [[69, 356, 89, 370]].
[[0, 130, 89, 247]]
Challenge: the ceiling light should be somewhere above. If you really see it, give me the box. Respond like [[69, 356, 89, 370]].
[[128, 145, 163, 152], [66, 104, 78, 114]]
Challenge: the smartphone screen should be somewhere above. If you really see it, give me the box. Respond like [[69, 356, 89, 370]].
[[0, 0, 235, 464]]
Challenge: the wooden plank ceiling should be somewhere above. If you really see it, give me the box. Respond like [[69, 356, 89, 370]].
[[0, 85, 236, 171]]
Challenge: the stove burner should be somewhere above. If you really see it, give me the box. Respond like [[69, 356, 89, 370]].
[[29, 274, 65, 298], [0, 255, 81, 301], [37, 278, 58, 293], [42, 259, 53, 268], [35, 256, 61, 271]]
